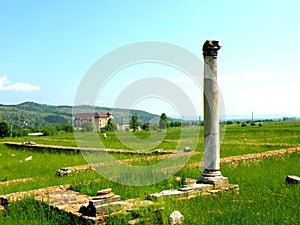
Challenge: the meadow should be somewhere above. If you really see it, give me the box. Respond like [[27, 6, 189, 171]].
[[0, 121, 299, 224]]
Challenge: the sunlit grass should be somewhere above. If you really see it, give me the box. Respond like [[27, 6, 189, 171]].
[[0, 121, 299, 224]]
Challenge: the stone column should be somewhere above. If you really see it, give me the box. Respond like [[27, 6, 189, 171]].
[[198, 40, 228, 186]]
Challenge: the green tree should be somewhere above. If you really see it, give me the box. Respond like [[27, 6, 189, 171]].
[[142, 123, 150, 131], [170, 121, 181, 127], [0, 120, 10, 138], [103, 118, 117, 132], [81, 121, 94, 132], [56, 124, 74, 133], [129, 113, 141, 131], [41, 126, 58, 136], [12, 128, 31, 137], [159, 113, 170, 129]]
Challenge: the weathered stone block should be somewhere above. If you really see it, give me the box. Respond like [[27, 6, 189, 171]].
[[286, 175, 300, 184], [92, 192, 115, 200], [56, 168, 73, 177], [179, 183, 213, 192], [147, 190, 185, 200], [95, 201, 125, 215], [91, 195, 120, 206], [124, 198, 154, 211], [183, 147, 192, 152], [198, 176, 229, 189], [169, 210, 184, 225], [96, 188, 112, 196]]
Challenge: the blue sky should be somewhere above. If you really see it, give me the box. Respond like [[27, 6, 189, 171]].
[[0, 1, 299, 117]]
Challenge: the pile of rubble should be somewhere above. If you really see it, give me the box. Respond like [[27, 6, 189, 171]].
[[79, 188, 123, 217]]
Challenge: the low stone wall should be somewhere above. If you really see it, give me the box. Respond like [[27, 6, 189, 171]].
[[222, 140, 296, 147], [4, 142, 159, 155], [188, 147, 300, 168], [220, 147, 300, 164], [0, 178, 33, 186], [56, 151, 197, 176], [55, 147, 299, 177]]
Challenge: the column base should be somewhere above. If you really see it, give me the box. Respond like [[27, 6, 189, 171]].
[[197, 170, 228, 188]]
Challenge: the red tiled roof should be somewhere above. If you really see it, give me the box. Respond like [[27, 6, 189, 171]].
[[74, 112, 112, 119]]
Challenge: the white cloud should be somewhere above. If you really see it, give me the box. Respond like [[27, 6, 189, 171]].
[[0, 76, 40, 92]]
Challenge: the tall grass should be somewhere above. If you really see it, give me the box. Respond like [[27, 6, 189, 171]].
[[0, 197, 93, 225], [1, 152, 298, 224], [0, 122, 299, 224], [1, 121, 299, 149], [166, 152, 300, 225]]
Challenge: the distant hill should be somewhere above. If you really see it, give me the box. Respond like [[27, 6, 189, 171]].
[[225, 114, 300, 121], [0, 102, 161, 130]]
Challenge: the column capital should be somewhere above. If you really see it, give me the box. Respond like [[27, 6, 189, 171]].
[[203, 40, 222, 58]]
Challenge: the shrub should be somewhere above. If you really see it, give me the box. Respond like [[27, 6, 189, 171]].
[[41, 126, 58, 136], [0, 120, 10, 138]]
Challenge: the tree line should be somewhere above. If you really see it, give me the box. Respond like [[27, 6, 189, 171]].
[[0, 120, 74, 138], [0, 112, 197, 138]]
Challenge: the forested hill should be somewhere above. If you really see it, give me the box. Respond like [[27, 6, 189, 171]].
[[0, 102, 159, 130]]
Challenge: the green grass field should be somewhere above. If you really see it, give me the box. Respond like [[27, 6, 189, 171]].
[[0, 121, 299, 224]]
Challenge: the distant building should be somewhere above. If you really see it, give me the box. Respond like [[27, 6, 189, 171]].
[[117, 124, 130, 131], [74, 112, 114, 131]]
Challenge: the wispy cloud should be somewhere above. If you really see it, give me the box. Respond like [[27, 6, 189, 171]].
[[0, 76, 40, 91]]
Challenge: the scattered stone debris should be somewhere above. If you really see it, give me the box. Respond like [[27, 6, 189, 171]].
[[183, 147, 192, 152], [286, 175, 300, 184], [22, 141, 36, 145], [56, 168, 73, 177], [25, 156, 32, 161], [152, 149, 163, 154], [169, 210, 184, 225]]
